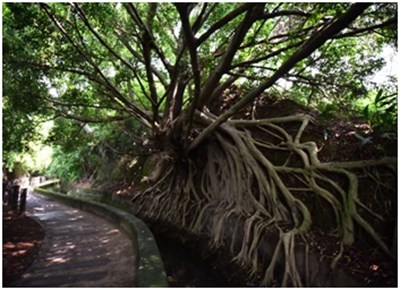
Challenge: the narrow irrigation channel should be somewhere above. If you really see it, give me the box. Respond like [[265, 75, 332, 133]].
[[146, 221, 254, 287], [154, 234, 230, 287]]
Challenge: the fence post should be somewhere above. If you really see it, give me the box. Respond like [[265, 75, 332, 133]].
[[11, 185, 20, 211], [19, 188, 27, 215], [2, 181, 7, 204]]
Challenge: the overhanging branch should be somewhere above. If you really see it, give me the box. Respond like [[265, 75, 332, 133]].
[[40, 3, 153, 125], [196, 3, 253, 45], [189, 3, 371, 151], [197, 4, 265, 108]]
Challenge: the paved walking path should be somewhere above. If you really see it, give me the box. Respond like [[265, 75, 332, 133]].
[[14, 191, 137, 287]]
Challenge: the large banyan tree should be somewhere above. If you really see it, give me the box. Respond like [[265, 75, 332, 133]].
[[3, 3, 397, 286]]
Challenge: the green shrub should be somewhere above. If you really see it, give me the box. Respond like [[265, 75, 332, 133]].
[[363, 89, 397, 132]]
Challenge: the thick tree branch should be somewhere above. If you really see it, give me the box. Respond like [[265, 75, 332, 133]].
[[196, 3, 253, 45], [175, 4, 202, 133], [268, 22, 324, 44], [124, 3, 177, 124], [231, 41, 304, 69], [192, 3, 218, 34], [189, 3, 371, 151], [224, 9, 312, 52], [197, 4, 265, 108], [333, 17, 397, 39], [260, 9, 312, 20]]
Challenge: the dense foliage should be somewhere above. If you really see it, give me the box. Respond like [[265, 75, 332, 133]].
[[3, 3, 397, 286], [3, 3, 396, 171]]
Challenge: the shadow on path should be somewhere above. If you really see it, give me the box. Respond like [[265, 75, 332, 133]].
[[13, 192, 137, 287]]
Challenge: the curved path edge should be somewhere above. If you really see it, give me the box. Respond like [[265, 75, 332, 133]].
[[34, 180, 168, 287]]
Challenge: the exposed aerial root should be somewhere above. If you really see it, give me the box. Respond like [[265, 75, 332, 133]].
[[133, 113, 396, 286]]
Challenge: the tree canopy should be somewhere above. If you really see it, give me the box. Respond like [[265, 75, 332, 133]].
[[3, 3, 396, 139], [3, 2, 398, 286]]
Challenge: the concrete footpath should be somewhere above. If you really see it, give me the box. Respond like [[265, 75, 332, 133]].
[[14, 192, 137, 287]]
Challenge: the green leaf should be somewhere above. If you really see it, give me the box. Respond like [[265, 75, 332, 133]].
[[374, 89, 384, 105], [363, 104, 370, 120]]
